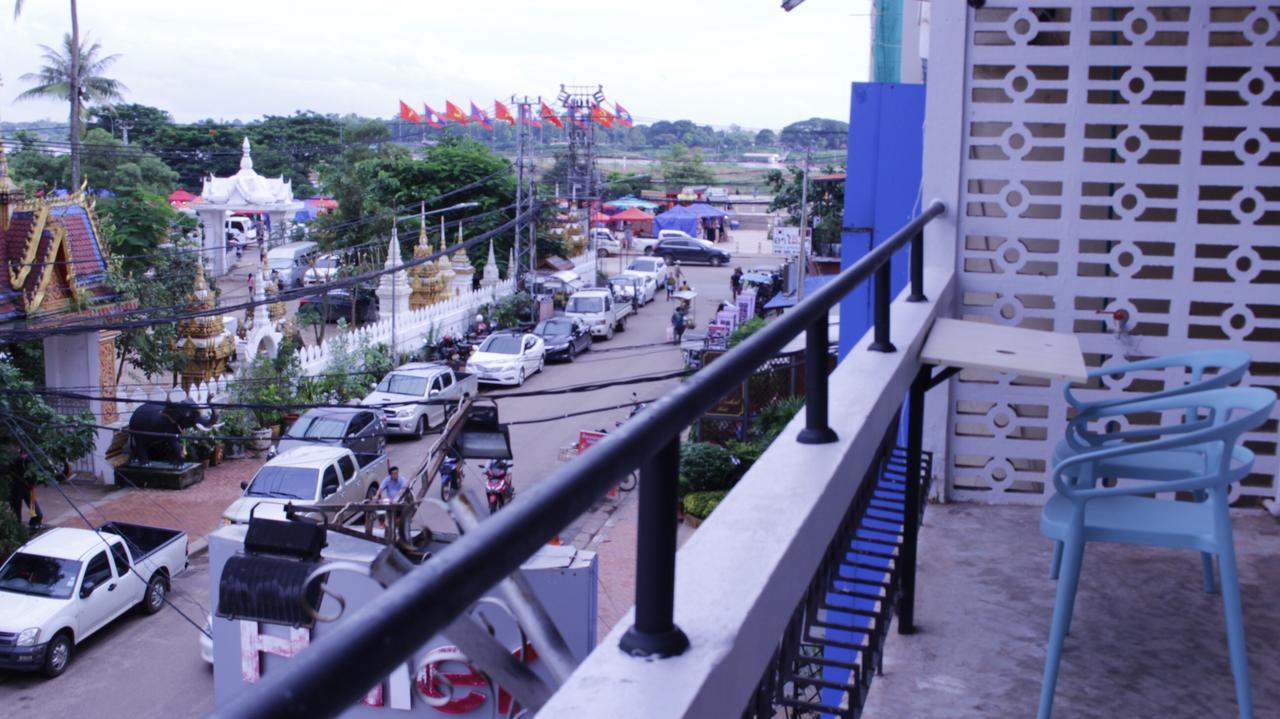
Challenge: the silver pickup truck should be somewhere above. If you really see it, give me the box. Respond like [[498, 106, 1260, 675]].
[[221, 445, 389, 525], [0, 522, 188, 677], [361, 362, 479, 436]]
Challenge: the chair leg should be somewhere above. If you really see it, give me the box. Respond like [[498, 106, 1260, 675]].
[[1038, 539, 1085, 719], [1217, 543, 1254, 719], [1200, 552, 1216, 594], [1050, 541, 1063, 580]]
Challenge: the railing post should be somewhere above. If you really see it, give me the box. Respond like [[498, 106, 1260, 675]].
[[906, 230, 926, 303], [868, 260, 896, 353], [796, 314, 838, 445], [619, 437, 689, 658], [899, 366, 927, 634]]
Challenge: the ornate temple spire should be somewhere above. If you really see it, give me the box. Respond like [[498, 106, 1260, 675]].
[[418, 202, 429, 247], [239, 137, 254, 172], [480, 240, 500, 289]]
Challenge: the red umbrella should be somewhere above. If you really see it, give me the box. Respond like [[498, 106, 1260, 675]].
[[167, 189, 197, 204], [610, 207, 655, 222], [590, 211, 612, 223]]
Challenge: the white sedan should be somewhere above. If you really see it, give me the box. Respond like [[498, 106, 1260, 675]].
[[466, 332, 546, 386]]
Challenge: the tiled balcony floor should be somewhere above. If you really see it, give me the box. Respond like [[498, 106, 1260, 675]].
[[862, 503, 1280, 718]]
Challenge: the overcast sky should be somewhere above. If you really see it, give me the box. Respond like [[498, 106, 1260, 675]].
[[0, 1, 870, 131]]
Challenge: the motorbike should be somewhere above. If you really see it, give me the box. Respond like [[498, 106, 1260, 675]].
[[432, 335, 470, 371], [438, 455, 462, 502], [484, 459, 514, 514]]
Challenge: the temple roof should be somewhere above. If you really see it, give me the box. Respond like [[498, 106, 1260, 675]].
[[199, 137, 303, 210], [0, 191, 124, 323]]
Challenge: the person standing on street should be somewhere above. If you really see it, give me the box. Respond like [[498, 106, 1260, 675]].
[[731, 267, 743, 300], [671, 305, 687, 345], [377, 466, 407, 502], [665, 273, 676, 301], [6, 455, 43, 529]]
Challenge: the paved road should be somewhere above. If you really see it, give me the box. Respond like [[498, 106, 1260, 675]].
[[1, 260, 744, 718]]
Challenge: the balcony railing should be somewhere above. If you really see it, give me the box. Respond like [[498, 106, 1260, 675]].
[[214, 201, 948, 719]]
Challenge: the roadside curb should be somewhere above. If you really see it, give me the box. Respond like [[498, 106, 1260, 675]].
[[189, 536, 209, 558]]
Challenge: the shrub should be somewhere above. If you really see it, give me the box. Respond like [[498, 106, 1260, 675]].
[[753, 396, 806, 443], [0, 506, 28, 565], [678, 442, 736, 496], [728, 317, 767, 347], [683, 490, 728, 520]]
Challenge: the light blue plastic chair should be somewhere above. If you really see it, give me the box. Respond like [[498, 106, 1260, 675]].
[[1037, 386, 1275, 719], [1049, 350, 1252, 586]]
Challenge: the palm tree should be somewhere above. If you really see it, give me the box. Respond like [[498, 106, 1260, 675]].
[[14, 0, 94, 189]]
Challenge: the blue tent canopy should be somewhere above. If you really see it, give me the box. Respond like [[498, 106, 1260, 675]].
[[653, 205, 700, 236], [686, 203, 729, 219], [604, 195, 660, 210]]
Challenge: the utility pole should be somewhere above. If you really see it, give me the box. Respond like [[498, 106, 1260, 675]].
[[514, 95, 525, 288], [796, 141, 812, 300]]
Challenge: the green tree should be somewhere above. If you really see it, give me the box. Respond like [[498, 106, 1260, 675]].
[[764, 165, 845, 247], [0, 356, 97, 494], [6, 129, 67, 191], [15, 29, 126, 188], [602, 171, 652, 201], [97, 187, 189, 264], [79, 128, 177, 194], [86, 102, 172, 144], [779, 117, 849, 150], [755, 128, 777, 146], [659, 144, 715, 188], [105, 237, 201, 384]]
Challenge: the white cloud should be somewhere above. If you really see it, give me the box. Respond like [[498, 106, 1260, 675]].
[[1, 0, 870, 129]]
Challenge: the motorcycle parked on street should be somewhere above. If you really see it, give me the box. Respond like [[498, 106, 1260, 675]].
[[485, 459, 514, 514]]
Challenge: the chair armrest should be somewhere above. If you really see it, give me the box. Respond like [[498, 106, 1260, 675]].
[[1058, 445, 1254, 501]]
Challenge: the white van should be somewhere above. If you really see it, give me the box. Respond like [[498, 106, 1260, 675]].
[[266, 241, 319, 288]]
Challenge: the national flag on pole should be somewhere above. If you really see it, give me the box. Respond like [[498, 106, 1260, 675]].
[[470, 102, 493, 130], [399, 100, 421, 124], [614, 102, 634, 128], [519, 103, 541, 129], [540, 101, 564, 128], [494, 100, 515, 125], [422, 104, 445, 128], [445, 101, 468, 124], [591, 104, 614, 129]]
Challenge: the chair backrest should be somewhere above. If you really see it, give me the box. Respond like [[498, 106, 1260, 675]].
[[1053, 387, 1275, 502], [1066, 349, 1251, 411]]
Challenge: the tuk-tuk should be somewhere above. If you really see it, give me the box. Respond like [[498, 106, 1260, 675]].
[[608, 274, 644, 311]]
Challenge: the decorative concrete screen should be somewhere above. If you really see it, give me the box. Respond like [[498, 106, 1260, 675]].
[[948, 2, 1280, 508]]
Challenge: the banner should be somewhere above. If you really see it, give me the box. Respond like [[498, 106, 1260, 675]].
[[736, 291, 757, 324], [771, 226, 810, 257], [705, 323, 730, 351]]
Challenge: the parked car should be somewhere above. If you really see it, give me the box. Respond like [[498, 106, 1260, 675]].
[[303, 253, 342, 285], [266, 241, 320, 288], [653, 237, 731, 266], [625, 256, 669, 289], [361, 363, 479, 436], [533, 317, 592, 362], [0, 523, 188, 677], [298, 287, 379, 324], [466, 331, 546, 386], [221, 446, 389, 525], [591, 228, 621, 257], [565, 288, 632, 340], [273, 407, 386, 457]]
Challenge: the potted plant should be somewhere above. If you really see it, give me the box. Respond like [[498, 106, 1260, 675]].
[[219, 408, 252, 459]]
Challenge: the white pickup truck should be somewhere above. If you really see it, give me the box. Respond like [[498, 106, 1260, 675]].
[[221, 445, 389, 525], [0, 522, 188, 677], [565, 288, 632, 340], [361, 362, 479, 436], [635, 229, 697, 255]]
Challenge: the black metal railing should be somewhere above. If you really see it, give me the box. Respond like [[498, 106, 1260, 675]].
[[216, 200, 945, 719]]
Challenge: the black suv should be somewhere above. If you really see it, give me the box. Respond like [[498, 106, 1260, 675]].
[[652, 238, 731, 266]]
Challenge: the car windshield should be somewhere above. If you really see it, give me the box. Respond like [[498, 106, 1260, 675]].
[[268, 258, 294, 271], [628, 260, 656, 273], [376, 374, 430, 396], [0, 553, 81, 599], [315, 257, 339, 269], [536, 319, 574, 336], [245, 466, 320, 500], [286, 415, 349, 440], [566, 296, 605, 313], [479, 335, 522, 354]]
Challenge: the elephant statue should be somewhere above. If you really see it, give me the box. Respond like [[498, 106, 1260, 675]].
[[127, 400, 216, 466]]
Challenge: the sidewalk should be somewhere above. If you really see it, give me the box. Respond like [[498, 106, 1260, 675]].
[[36, 457, 260, 556]]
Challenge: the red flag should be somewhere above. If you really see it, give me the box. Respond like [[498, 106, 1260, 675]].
[[422, 104, 445, 128], [591, 104, 614, 129], [399, 100, 421, 124], [445, 101, 468, 124], [494, 100, 515, 125], [614, 102, 634, 128], [470, 102, 493, 130], [540, 101, 564, 128]]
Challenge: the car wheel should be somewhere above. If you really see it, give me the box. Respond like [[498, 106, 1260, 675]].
[[605, 324, 615, 341], [538, 357, 545, 373], [143, 573, 167, 615], [568, 345, 577, 361], [416, 416, 427, 437], [711, 257, 724, 267], [42, 632, 72, 678], [518, 368, 526, 386], [644, 247, 654, 256], [618, 317, 627, 333]]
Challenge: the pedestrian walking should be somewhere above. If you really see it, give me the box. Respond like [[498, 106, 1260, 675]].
[[670, 305, 687, 345], [247, 272, 255, 294], [730, 267, 743, 299], [377, 466, 407, 502], [665, 274, 676, 301]]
